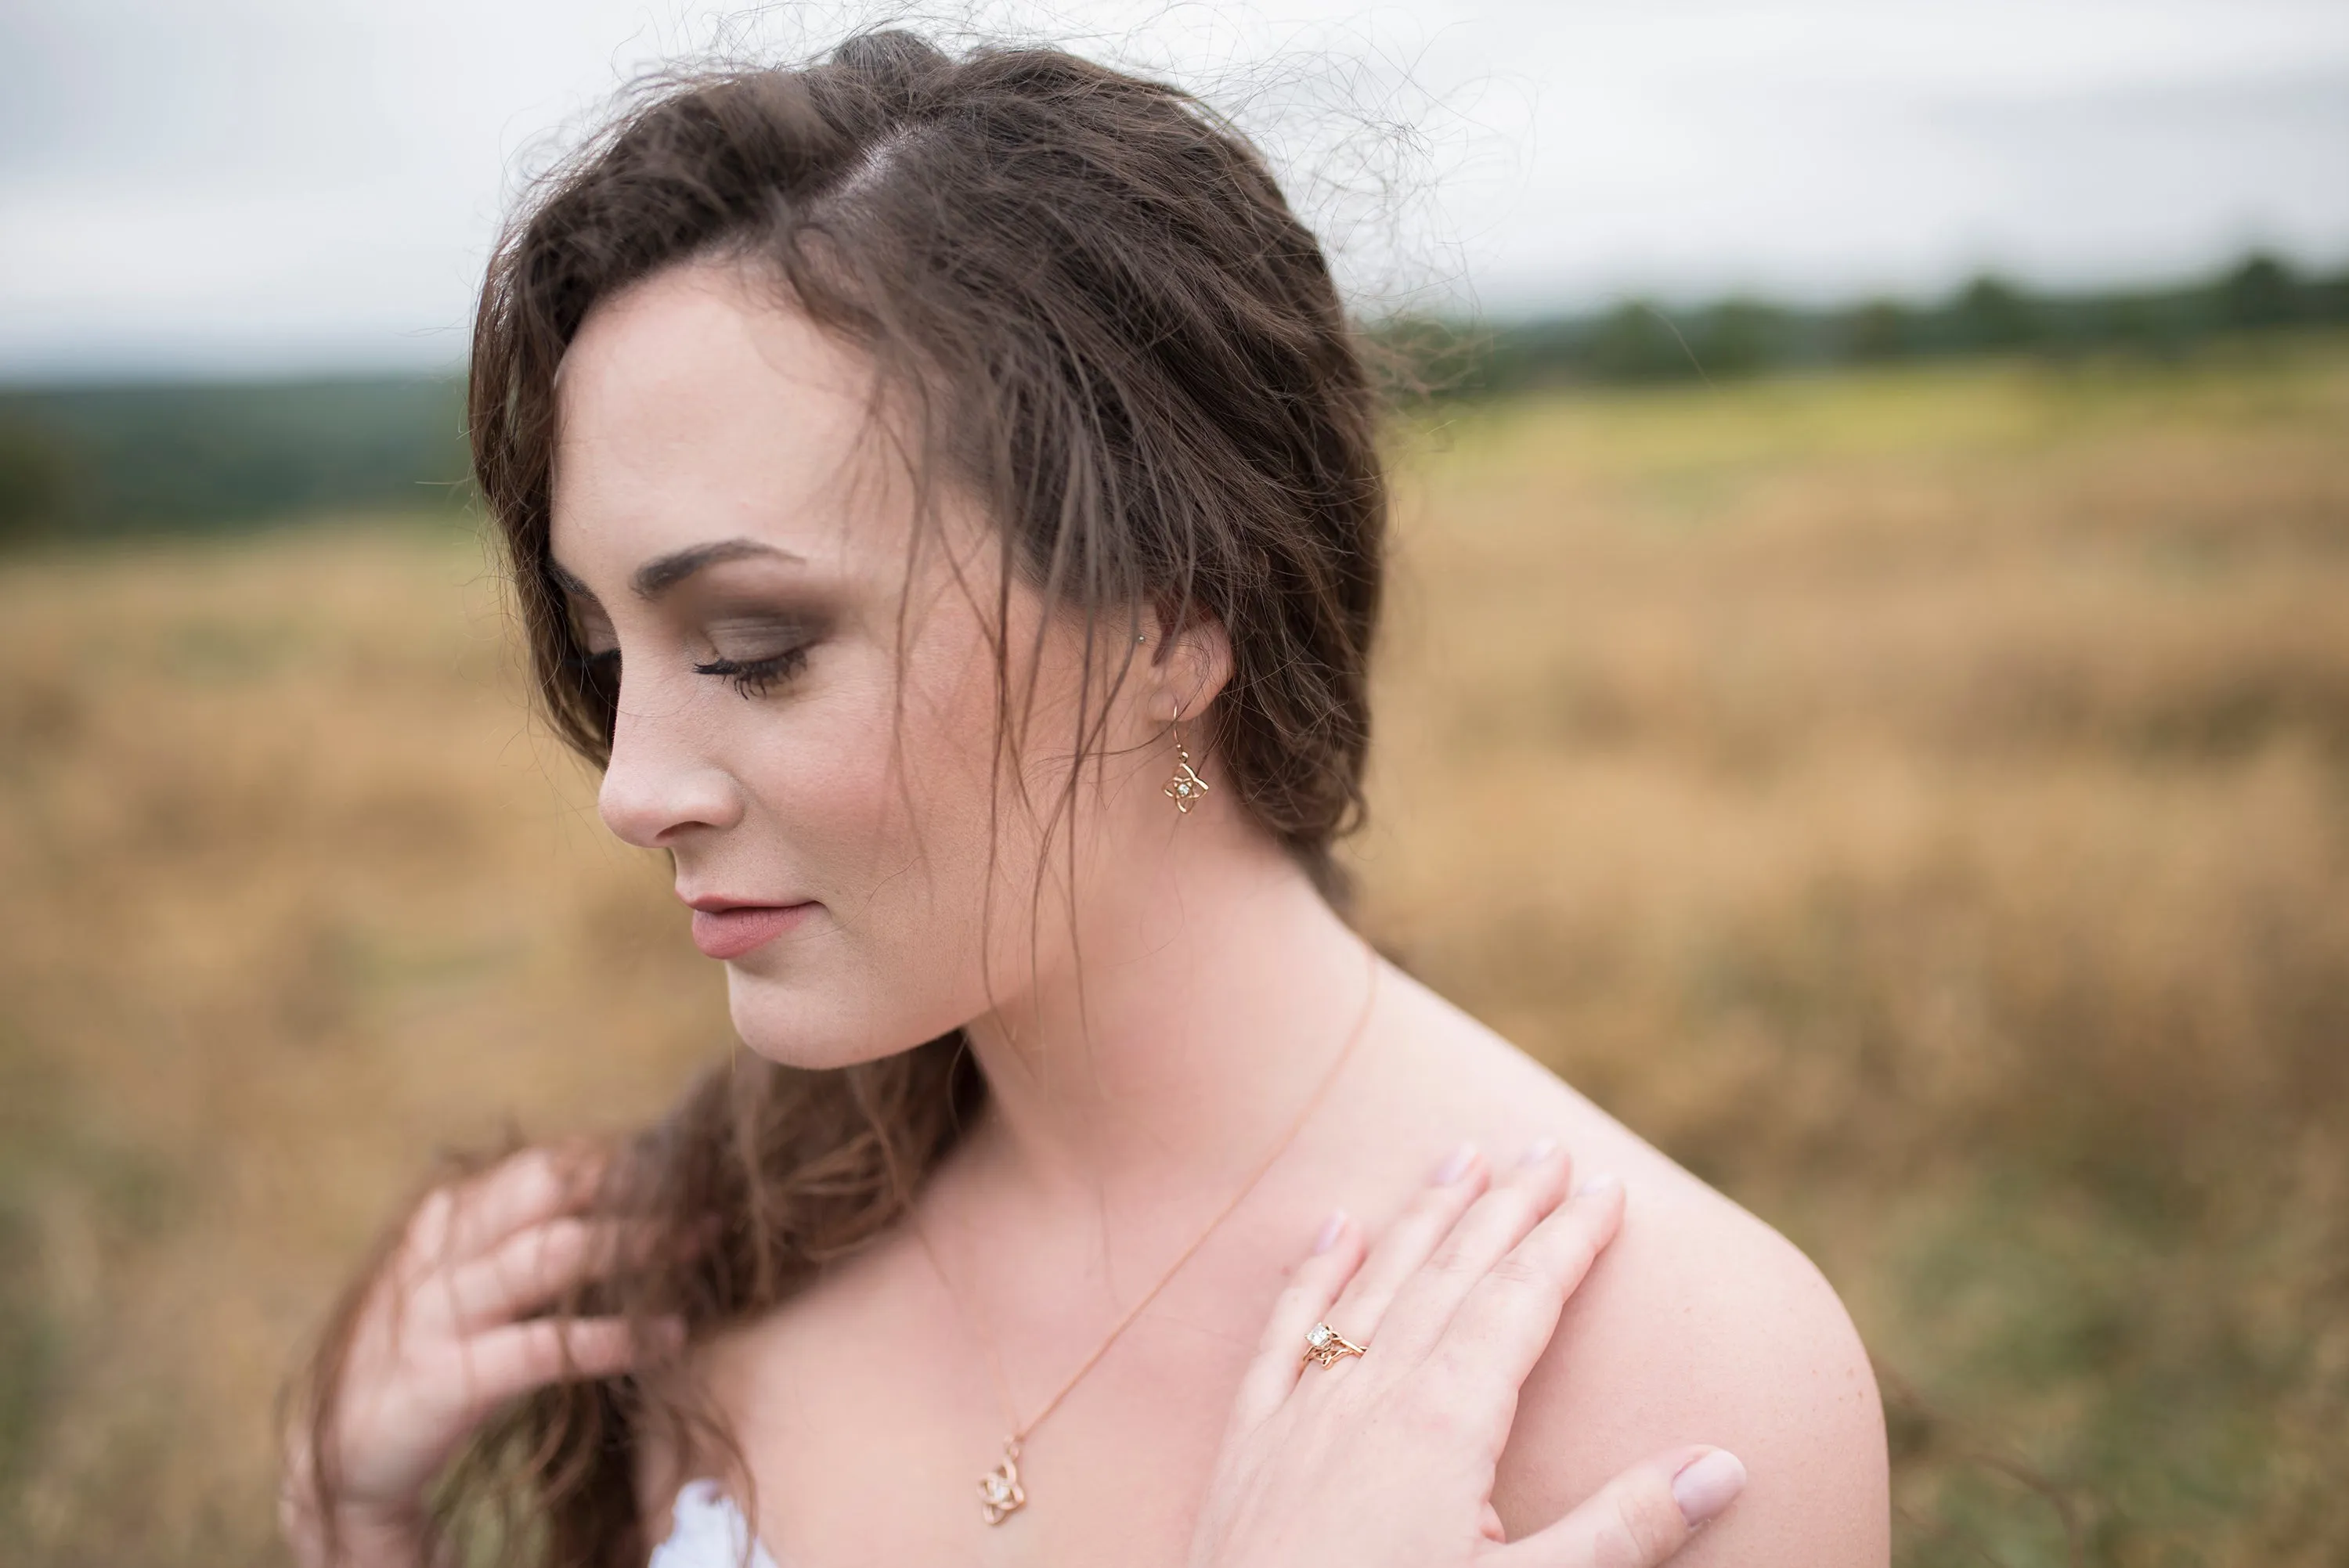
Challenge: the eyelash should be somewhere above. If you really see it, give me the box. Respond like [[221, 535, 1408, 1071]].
[[691, 646, 810, 699]]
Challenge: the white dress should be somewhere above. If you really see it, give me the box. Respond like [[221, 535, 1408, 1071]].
[[647, 1479, 780, 1568]]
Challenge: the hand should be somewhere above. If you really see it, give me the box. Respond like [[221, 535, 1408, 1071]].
[[1190, 1141, 1747, 1568], [279, 1144, 677, 1567]]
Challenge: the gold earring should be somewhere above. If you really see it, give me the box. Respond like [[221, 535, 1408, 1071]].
[[1163, 710, 1209, 814]]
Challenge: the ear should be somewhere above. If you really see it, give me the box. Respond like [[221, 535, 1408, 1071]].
[[1142, 603, 1234, 726]]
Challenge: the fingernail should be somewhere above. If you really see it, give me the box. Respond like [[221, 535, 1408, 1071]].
[[1575, 1170, 1621, 1199], [1312, 1209, 1348, 1254], [1671, 1448, 1747, 1526], [1518, 1137, 1558, 1168], [1432, 1141, 1478, 1184]]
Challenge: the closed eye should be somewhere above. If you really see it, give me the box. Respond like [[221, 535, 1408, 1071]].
[[692, 645, 810, 698]]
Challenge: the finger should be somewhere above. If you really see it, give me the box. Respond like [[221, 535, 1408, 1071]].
[[1496, 1446, 1746, 1568], [1226, 1209, 1369, 1432], [407, 1144, 608, 1269], [453, 1314, 680, 1421], [1315, 1141, 1492, 1357], [1433, 1173, 1626, 1404], [1373, 1139, 1574, 1362], [437, 1217, 657, 1332]]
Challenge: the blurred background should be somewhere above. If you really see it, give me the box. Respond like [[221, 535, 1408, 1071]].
[[2, 2, 2346, 1563]]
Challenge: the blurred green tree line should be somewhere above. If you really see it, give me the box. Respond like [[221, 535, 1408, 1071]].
[[1391, 250, 2349, 396], [0, 378, 468, 545], [1, 251, 2344, 544]]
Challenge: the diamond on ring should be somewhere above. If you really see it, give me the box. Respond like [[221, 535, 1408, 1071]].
[[1303, 1321, 1366, 1368]]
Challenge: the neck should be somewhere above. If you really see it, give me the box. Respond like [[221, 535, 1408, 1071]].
[[956, 824, 1375, 1213]]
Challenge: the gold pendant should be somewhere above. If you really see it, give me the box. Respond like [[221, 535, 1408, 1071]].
[[978, 1437, 1027, 1526]]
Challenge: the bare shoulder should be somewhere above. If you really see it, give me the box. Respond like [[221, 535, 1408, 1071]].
[[1497, 1165, 1890, 1564], [1377, 968, 1890, 1565]]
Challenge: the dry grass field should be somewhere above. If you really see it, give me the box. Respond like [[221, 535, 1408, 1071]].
[[4, 340, 2346, 1565]]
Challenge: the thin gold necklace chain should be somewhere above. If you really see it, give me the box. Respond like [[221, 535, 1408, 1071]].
[[912, 935, 1382, 1464]]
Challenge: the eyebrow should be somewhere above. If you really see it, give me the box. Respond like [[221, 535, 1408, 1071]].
[[547, 537, 806, 602]]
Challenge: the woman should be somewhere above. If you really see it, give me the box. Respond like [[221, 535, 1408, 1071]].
[[281, 31, 1888, 1567]]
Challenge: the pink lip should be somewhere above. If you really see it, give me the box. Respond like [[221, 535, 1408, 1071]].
[[687, 902, 817, 960]]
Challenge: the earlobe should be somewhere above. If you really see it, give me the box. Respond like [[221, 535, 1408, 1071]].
[[1144, 607, 1235, 725]]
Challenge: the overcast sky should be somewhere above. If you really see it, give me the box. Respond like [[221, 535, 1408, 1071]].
[[2, 0, 2345, 380]]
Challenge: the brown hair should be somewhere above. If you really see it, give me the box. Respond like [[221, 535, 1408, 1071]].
[[290, 27, 1386, 1564]]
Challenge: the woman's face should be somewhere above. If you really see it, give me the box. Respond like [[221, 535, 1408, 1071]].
[[547, 261, 1191, 1067]]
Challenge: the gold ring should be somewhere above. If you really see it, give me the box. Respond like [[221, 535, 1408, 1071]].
[[1303, 1321, 1367, 1368]]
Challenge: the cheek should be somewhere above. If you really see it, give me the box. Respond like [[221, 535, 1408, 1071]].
[[718, 616, 1041, 1062], [762, 670, 1003, 932]]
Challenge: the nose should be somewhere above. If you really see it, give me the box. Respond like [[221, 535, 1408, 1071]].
[[597, 697, 745, 849]]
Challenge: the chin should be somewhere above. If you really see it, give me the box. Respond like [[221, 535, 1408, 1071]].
[[720, 947, 973, 1072]]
